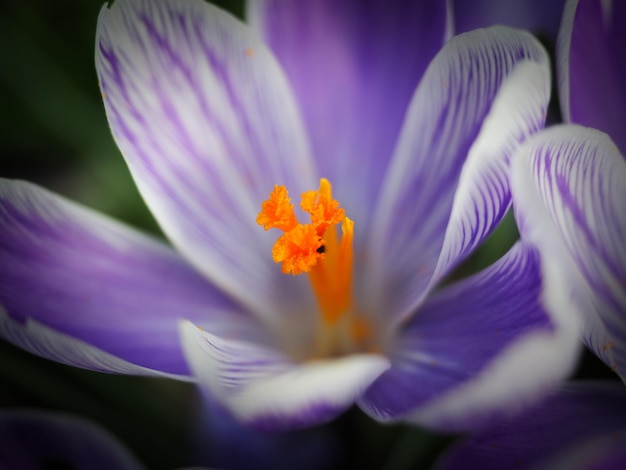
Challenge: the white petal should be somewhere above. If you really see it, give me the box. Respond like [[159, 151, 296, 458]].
[[361, 26, 549, 327], [511, 124, 626, 381], [96, 0, 317, 323], [180, 320, 390, 430], [431, 60, 551, 285]]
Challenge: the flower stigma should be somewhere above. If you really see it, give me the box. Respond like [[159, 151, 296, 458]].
[[257, 178, 370, 357]]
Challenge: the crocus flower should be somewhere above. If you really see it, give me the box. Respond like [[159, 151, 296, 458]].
[[442, 122, 626, 469], [509, 0, 626, 382], [0, 0, 579, 430], [0, 410, 144, 470], [435, 381, 626, 470]]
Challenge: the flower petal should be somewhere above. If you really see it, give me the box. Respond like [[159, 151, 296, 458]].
[[0, 178, 241, 376], [511, 125, 626, 382], [96, 0, 317, 323], [431, 60, 550, 285], [247, 0, 450, 232], [359, 242, 580, 431], [0, 410, 144, 470], [558, 0, 626, 154], [435, 382, 626, 470], [363, 27, 550, 325], [180, 320, 390, 430]]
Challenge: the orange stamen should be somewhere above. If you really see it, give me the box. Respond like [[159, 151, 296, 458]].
[[256, 185, 298, 232], [272, 224, 324, 275], [300, 178, 345, 236], [257, 178, 367, 356]]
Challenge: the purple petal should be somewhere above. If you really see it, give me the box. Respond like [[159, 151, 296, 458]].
[[558, 0, 626, 155], [511, 125, 626, 382], [96, 0, 318, 323], [0, 410, 144, 470], [248, 0, 450, 232], [180, 320, 390, 430], [0, 178, 242, 376], [436, 382, 626, 470], [363, 27, 550, 325], [359, 242, 580, 431]]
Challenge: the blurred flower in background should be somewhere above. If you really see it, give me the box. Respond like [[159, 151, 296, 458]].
[[513, 0, 626, 383], [445, 0, 626, 466]]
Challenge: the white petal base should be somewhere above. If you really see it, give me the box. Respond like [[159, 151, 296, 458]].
[[180, 320, 390, 430]]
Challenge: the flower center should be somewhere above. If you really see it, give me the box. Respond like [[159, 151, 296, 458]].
[[257, 178, 370, 356]]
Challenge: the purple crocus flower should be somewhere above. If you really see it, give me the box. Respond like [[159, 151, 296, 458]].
[[509, 0, 626, 383], [0, 0, 580, 430], [435, 381, 626, 470]]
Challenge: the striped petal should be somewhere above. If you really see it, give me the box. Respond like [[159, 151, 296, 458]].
[[363, 26, 550, 326], [436, 382, 626, 470], [558, 0, 626, 154], [511, 125, 626, 382], [96, 0, 317, 324], [0, 178, 243, 377], [359, 242, 580, 430], [248, 0, 450, 233], [180, 320, 390, 430]]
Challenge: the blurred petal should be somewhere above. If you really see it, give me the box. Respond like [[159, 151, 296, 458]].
[[248, 0, 450, 232], [558, 0, 626, 154], [364, 27, 550, 325], [359, 242, 579, 430], [96, 0, 317, 324], [511, 125, 626, 382], [0, 410, 144, 470], [180, 320, 390, 430], [0, 178, 242, 376], [435, 382, 626, 470]]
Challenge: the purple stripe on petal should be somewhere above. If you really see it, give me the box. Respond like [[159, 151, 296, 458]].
[[248, 0, 450, 234], [435, 382, 626, 470], [0, 410, 144, 470], [511, 125, 626, 382], [359, 242, 579, 431], [0, 310, 187, 379], [431, 60, 550, 285], [0, 178, 242, 376], [180, 320, 390, 431], [96, 0, 318, 324], [363, 27, 550, 326], [558, 0, 626, 155]]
